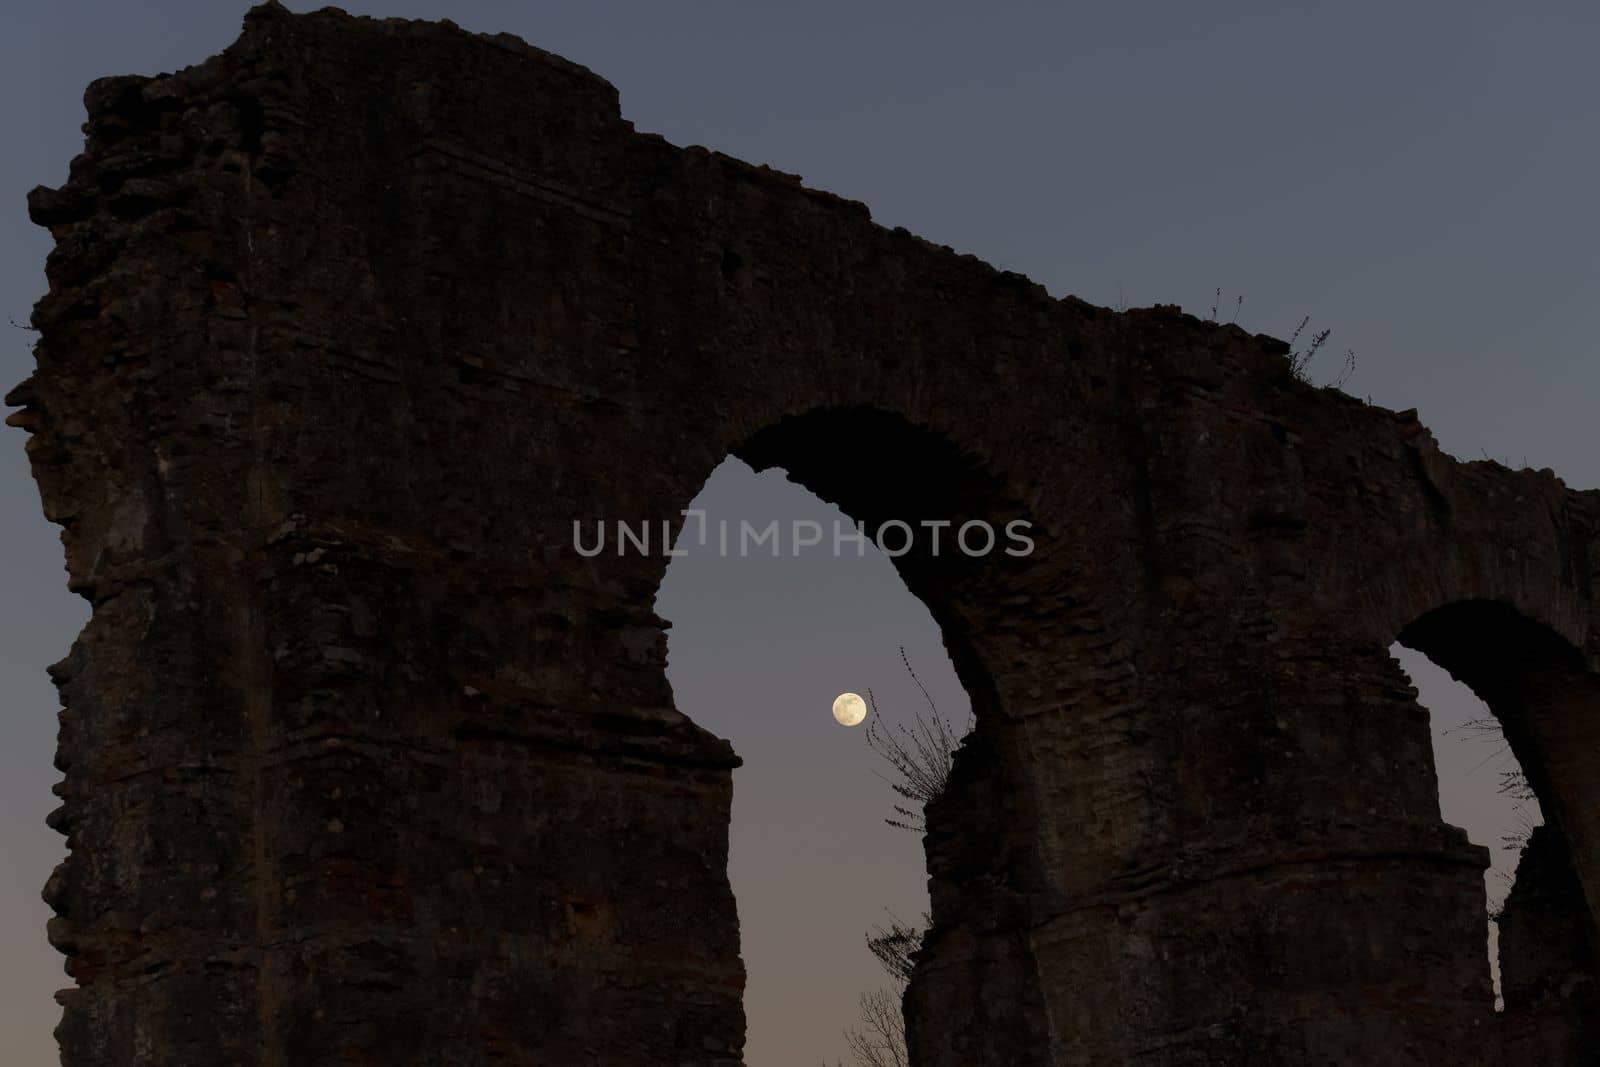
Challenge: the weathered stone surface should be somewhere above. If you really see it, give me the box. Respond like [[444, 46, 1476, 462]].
[[9, 3, 1599, 1064], [1498, 825, 1600, 1065]]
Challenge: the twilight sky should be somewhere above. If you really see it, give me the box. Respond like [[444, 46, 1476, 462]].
[[2, 3, 1595, 1064]]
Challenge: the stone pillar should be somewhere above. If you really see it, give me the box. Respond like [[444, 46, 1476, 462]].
[[908, 634, 1497, 1065]]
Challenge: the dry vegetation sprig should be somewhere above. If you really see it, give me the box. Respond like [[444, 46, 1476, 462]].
[[865, 911, 925, 986], [863, 648, 971, 835], [1281, 314, 1357, 389], [1445, 715, 1541, 853], [824, 987, 909, 1067], [8, 315, 39, 354], [1207, 287, 1244, 324], [1203, 292, 1357, 389], [831, 650, 972, 1066]]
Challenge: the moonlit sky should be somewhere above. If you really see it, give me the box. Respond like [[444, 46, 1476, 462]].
[[2, 3, 1596, 1064]]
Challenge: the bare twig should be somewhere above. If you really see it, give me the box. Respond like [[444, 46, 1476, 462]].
[[866, 910, 926, 986], [863, 655, 970, 835], [8, 315, 39, 353], [840, 987, 909, 1067], [1329, 348, 1356, 390], [834, 649, 974, 1064], [1444, 715, 1542, 854]]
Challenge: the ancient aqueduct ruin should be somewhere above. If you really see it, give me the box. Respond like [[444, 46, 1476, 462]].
[[9, 4, 1599, 1064]]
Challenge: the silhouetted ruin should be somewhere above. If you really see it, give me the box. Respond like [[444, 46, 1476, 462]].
[[10, 4, 1599, 1063]]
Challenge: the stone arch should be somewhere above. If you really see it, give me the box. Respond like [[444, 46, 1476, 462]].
[[728, 406, 1038, 722], [656, 404, 1085, 1062], [1392, 602, 1600, 1062], [651, 405, 1035, 1059], [1334, 449, 1600, 935], [1396, 601, 1600, 919]]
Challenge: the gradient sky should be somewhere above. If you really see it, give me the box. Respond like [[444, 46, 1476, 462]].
[[2, 3, 1595, 1064]]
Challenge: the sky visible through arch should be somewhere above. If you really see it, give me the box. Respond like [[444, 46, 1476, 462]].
[[1, 2, 1595, 1064], [655, 458, 959, 1067]]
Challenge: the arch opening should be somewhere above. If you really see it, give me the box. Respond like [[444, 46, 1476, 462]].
[[1394, 600, 1600, 1057], [734, 406, 1041, 723], [654, 408, 1041, 1064], [1397, 644, 1543, 1004]]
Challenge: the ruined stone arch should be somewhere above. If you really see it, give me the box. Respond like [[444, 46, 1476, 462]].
[[1348, 477, 1600, 929], [1391, 600, 1600, 1063], [656, 404, 1052, 1060], [1395, 601, 1599, 902], [727, 405, 1044, 710], [11, 4, 1600, 1064]]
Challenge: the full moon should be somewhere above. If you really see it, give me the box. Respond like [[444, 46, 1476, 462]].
[[832, 691, 867, 727]]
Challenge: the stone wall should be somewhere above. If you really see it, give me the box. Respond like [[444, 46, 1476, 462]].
[[1498, 825, 1599, 1064], [10, 4, 1600, 1063]]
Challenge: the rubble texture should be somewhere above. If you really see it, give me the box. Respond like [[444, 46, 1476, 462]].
[[9, 4, 1600, 1064]]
